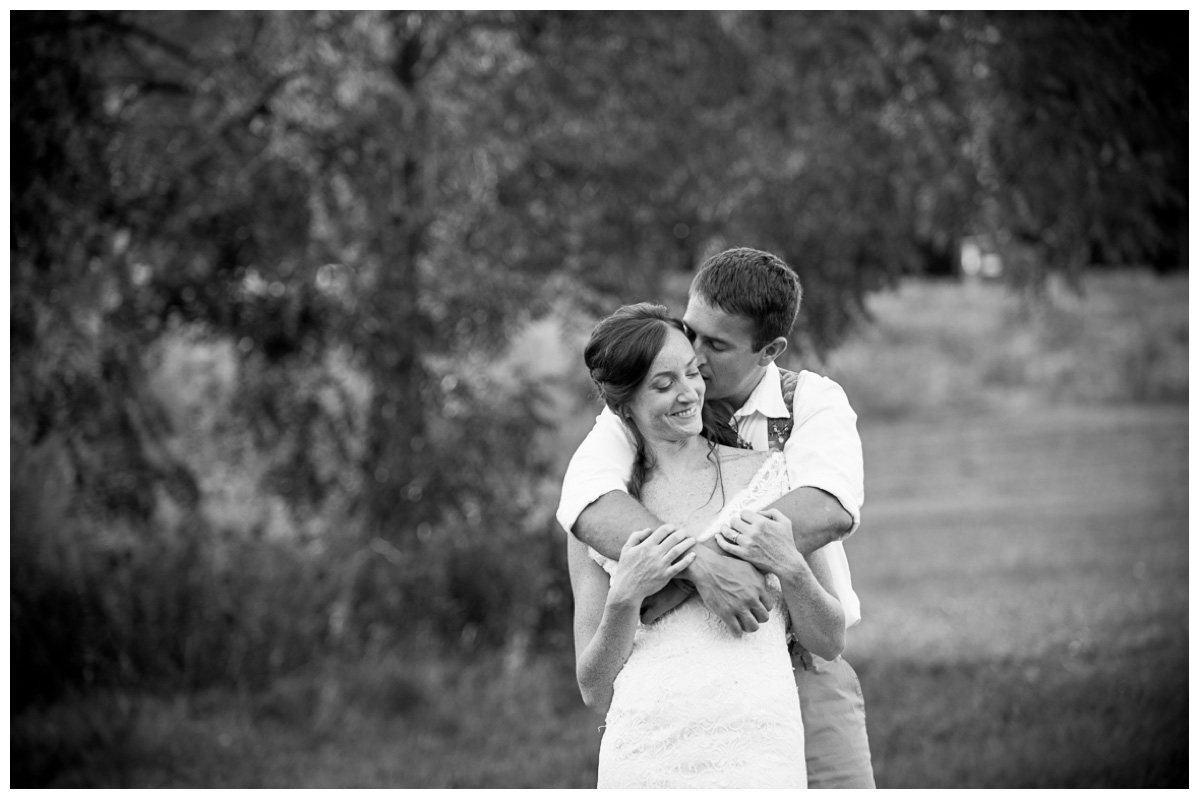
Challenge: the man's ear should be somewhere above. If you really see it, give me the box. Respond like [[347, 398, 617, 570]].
[[758, 336, 788, 366]]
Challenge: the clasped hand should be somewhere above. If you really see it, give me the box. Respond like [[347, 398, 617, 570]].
[[665, 508, 800, 637], [608, 524, 696, 607], [633, 511, 799, 636], [715, 508, 803, 575]]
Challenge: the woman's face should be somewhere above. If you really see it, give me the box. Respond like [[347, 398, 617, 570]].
[[626, 327, 706, 444]]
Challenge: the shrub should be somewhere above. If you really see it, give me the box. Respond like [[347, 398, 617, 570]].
[[10, 440, 340, 705]]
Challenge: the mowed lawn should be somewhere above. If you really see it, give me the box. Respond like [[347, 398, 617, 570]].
[[846, 404, 1188, 788], [94, 402, 1186, 788]]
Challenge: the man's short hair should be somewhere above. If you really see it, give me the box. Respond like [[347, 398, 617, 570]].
[[689, 247, 802, 351]]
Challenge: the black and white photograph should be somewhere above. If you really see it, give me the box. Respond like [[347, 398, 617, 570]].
[[9, 9, 1189, 789]]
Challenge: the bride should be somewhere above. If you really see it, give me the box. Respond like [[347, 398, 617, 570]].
[[568, 303, 846, 789]]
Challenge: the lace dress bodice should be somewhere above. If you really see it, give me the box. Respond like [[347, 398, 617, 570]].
[[587, 451, 806, 789]]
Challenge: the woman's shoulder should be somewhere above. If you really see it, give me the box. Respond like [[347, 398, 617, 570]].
[[714, 444, 766, 464], [714, 445, 769, 486]]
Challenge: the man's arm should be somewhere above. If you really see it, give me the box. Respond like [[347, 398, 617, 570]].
[[766, 486, 853, 556], [560, 409, 770, 633], [558, 412, 693, 620], [781, 371, 865, 537], [574, 491, 664, 561], [722, 373, 860, 557], [775, 371, 865, 629], [573, 487, 828, 566], [720, 487, 859, 629], [557, 408, 644, 557], [716, 370, 865, 630], [575, 488, 773, 634]]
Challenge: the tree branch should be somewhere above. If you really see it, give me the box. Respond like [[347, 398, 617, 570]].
[[82, 11, 197, 67]]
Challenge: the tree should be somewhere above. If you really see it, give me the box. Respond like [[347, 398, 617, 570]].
[[966, 11, 1188, 284], [10, 11, 1187, 698]]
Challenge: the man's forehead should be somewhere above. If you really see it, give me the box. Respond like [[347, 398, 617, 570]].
[[683, 296, 755, 342]]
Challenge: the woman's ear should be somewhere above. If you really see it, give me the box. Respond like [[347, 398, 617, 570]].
[[758, 336, 789, 366]]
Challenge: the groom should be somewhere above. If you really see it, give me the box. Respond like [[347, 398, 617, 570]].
[[557, 247, 874, 788]]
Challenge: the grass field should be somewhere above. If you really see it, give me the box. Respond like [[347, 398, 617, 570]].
[[848, 404, 1188, 787], [16, 272, 1189, 788]]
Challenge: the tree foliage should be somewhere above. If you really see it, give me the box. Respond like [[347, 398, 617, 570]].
[[10, 10, 1186, 699], [969, 12, 1188, 284]]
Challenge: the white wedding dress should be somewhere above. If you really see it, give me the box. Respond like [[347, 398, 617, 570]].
[[589, 452, 807, 789]]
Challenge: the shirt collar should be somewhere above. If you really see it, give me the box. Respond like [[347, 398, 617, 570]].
[[732, 362, 790, 421]]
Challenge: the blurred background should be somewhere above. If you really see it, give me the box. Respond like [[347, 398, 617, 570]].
[[9, 10, 1188, 788]]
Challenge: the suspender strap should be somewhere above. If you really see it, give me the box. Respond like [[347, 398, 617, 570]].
[[704, 368, 800, 452], [766, 368, 799, 453]]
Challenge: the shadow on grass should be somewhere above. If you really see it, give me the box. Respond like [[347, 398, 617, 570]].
[[860, 639, 1188, 789], [11, 691, 142, 788]]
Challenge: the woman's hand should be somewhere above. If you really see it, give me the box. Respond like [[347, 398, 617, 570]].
[[608, 524, 696, 608], [715, 509, 803, 575]]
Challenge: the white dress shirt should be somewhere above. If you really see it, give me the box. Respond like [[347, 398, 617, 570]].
[[557, 362, 865, 627]]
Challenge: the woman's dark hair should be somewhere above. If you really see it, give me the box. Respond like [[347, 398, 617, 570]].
[[584, 302, 717, 500]]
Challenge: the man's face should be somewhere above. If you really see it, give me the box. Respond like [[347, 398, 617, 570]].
[[682, 295, 766, 405]]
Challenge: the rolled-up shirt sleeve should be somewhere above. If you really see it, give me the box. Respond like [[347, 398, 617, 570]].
[[784, 372, 865, 535], [555, 406, 637, 535]]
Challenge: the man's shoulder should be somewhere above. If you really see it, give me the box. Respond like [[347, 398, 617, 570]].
[[593, 404, 635, 436], [777, 367, 847, 391], [793, 368, 845, 386], [783, 369, 854, 412]]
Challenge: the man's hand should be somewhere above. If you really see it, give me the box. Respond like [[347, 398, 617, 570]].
[[684, 544, 772, 635]]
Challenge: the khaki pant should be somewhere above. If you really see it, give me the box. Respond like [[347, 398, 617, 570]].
[[794, 654, 876, 789]]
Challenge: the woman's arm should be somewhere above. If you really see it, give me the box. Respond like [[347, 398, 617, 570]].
[[568, 533, 636, 714], [568, 525, 696, 714], [716, 509, 845, 661], [777, 544, 845, 661]]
